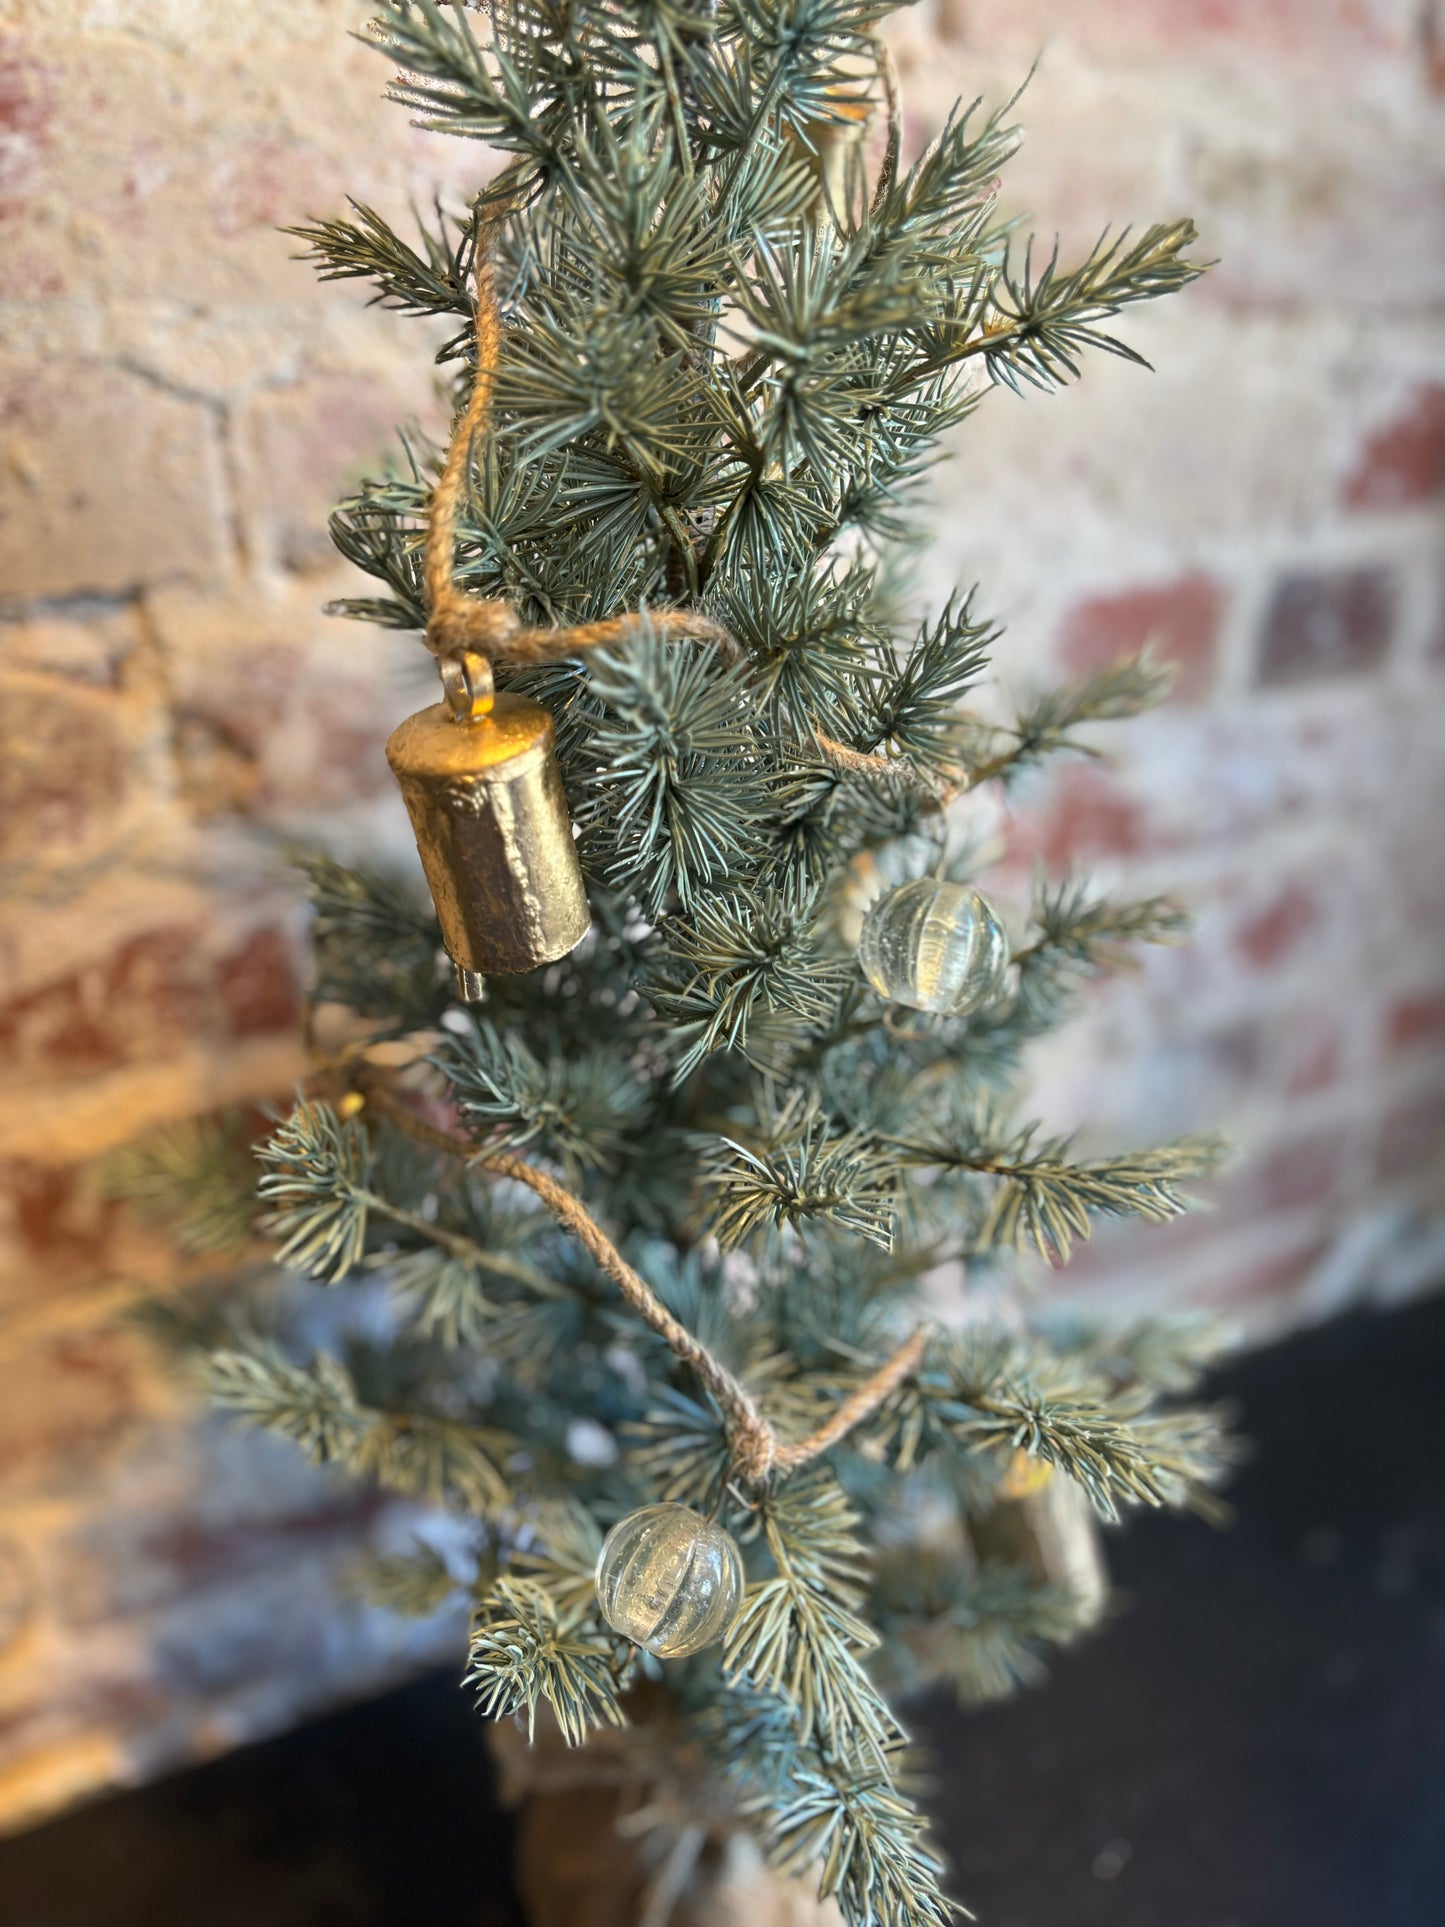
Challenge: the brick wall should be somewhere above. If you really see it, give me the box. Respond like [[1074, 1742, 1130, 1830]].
[[891, 0, 1445, 1325], [1, 0, 1442, 1832]]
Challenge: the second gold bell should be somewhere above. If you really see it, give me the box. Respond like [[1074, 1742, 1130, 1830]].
[[385, 651, 590, 1001]]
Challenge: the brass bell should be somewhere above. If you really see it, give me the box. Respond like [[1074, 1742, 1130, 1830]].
[[385, 651, 590, 1000]]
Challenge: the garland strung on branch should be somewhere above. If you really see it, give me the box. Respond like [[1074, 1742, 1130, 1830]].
[[349, 1063, 928, 1487], [375, 205, 935, 1487]]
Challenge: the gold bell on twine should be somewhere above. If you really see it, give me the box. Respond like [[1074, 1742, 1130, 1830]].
[[385, 232, 730, 1003], [974, 1450, 1109, 1625], [386, 648, 590, 1002]]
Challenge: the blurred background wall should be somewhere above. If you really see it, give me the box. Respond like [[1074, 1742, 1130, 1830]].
[[1, 0, 1442, 1835]]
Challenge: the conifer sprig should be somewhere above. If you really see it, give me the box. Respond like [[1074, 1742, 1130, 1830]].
[[286, 199, 476, 361], [466, 1577, 627, 1743], [872, 1553, 1096, 1705], [103, 1113, 258, 1257], [915, 1329, 1240, 1522], [966, 649, 1178, 788], [708, 1098, 899, 1248], [968, 221, 1204, 394], [654, 881, 849, 1077], [360, 1541, 463, 1618], [204, 1343, 514, 1514], [886, 1110, 1227, 1267], [724, 1469, 900, 1759]]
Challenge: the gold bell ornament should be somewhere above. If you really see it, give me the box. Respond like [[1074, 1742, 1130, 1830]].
[[387, 237, 717, 1001], [386, 649, 591, 1002], [971, 1450, 1108, 1627]]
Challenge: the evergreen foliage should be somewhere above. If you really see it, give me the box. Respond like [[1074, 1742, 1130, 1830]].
[[129, 5, 1240, 1918]]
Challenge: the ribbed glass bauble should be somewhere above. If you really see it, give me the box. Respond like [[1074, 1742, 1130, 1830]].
[[858, 877, 1010, 1016], [595, 1504, 744, 1658]]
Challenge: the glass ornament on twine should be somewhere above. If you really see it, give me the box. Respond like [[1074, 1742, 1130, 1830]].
[[858, 877, 1010, 1016], [595, 1504, 744, 1658]]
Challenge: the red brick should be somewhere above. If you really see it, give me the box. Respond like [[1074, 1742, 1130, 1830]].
[[1426, 1, 1445, 91], [1067, 1208, 1330, 1313], [947, 0, 1406, 62], [0, 924, 296, 1078], [137, 1492, 389, 1603], [1058, 574, 1223, 703], [1344, 385, 1445, 510], [0, 929, 201, 1076], [1119, 0, 1399, 48], [0, 605, 138, 686], [0, 50, 55, 218], [237, 373, 428, 574], [172, 641, 299, 763], [218, 926, 299, 1041], [1388, 992, 1445, 1053], [0, 364, 227, 597], [85, 926, 206, 1044], [1378, 1089, 1445, 1180], [1279, 1009, 1343, 1096], [1013, 761, 1149, 869], [1208, 1236, 1327, 1314], [0, 679, 132, 863], [1256, 568, 1397, 685], [1235, 881, 1321, 968], [0, 1333, 146, 1492], [0, 1160, 119, 1266], [1203, 1020, 1267, 1085], [1224, 1127, 1354, 1218], [173, 710, 261, 818], [154, 596, 396, 817]]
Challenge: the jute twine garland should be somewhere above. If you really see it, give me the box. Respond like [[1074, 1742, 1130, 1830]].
[[353, 1069, 928, 1486], [399, 161, 939, 1479]]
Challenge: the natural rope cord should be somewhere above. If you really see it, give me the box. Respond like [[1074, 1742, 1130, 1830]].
[[812, 727, 966, 807], [423, 233, 739, 671], [403, 195, 944, 1478], [353, 1065, 928, 1485]]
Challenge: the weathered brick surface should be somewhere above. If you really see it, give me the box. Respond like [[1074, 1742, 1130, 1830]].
[[236, 368, 440, 574], [1, 0, 1443, 1839], [1388, 991, 1445, 1053], [1058, 574, 1224, 702], [1429, 2, 1445, 92], [1257, 568, 1399, 684], [0, 676, 140, 865], [149, 579, 404, 815], [0, 363, 229, 598], [1345, 384, 1445, 509], [0, 921, 300, 1083]]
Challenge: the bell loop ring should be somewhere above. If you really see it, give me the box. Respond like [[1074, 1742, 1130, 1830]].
[[440, 648, 495, 722]]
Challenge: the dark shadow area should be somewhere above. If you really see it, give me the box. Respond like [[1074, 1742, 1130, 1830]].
[[918, 1290, 1445, 1927], [3, 1293, 1443, 1927], [0, 1674, 520, 1927]]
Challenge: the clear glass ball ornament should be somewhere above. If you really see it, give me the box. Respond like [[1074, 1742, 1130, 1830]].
[[858, 877, 1010, 1016], [595, 1503, 744, 1658]]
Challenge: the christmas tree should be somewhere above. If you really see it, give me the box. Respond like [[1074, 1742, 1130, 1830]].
[[140, 2, 1239, 1918]]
